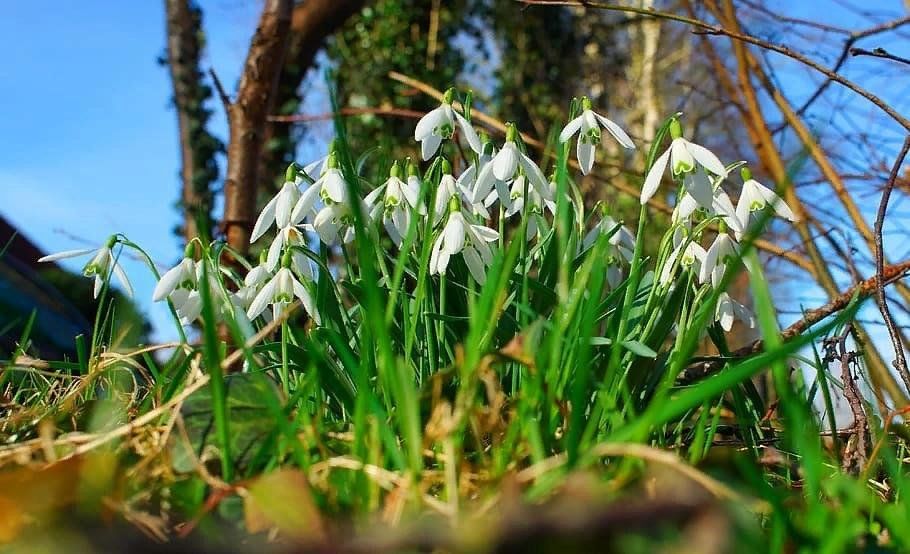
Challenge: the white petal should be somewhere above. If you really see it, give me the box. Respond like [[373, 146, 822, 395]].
[[443, 215, 466, 254], [471, 224, 500, 243], [275, 182, 299, 228], [493, 144, 518, 181], [558, 115, 584, 143], [250, 195, 278, 244], [430, 233, 445, 275], [686, 142, 727, 177], [421, 134, 443, 161], [518, 152, 551, 199], [594, 113, 635, 149], [415, 106, 446, 140], [37, 248, 94, 263], [291, 183, 321, 224], [454, 112, 482, 154], [266, 233, 285, 271], [640, 148, 671, 204], [112, 263, 133, 298], [472, 163, 497, 204], [577, 138, 595, 175], [93, 275, 104, 299], [463, 246, 486, 284], [247, 277, 278, 320], [323, 170, 348, 204], [153, 263, 185, 302], [685, 169, 714, 209]]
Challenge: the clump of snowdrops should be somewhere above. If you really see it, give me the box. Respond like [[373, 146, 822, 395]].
[[40, 86, 802, 491]]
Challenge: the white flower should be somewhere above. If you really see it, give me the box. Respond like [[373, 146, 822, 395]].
[[658, 237, 707, 286], [736, 172, 798, 230], [700, 234, 740, 288], [38, 239, 133, 299], [152, 256, 197, 304], [641, 120, 728, 204], [429, 211, 499, 284], [673, 172, 744, 238], [581, 214, 634, 262], [414, 90, 482, 160], [434, 169, 489, 222], [472, 124, 551, 205], [313, 203, 357, 245], [247, 267, 320, 324], [265, 225, 314, 278], [366, 163, 421, 246], [559, 97, 635, 174], [232, 264, 272, 312], [494, 176, 557, 239], [716, 292, 755, 332], [250, 178, 302, 244]]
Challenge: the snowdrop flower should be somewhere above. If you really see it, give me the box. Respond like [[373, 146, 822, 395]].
[[735, 167, 798, 231], [313, 203, 357, 245], [430, 203, 499, 284], [434, 162, 489, 222], [414, 88, 482, 160], [247, 253, 319, 324], [365, 162, 421, 246], [265, 225, 313, 278], [152, 244, 199, 316], [493, 176, 557, 239], [716, 292, 755, 332], [38, 236, 133, 299], [250, 165, 304, 244], [673, 172, 743, 237], [581, 211, 634, 262], [231, 258, 272, 312], [559, 96, 635, 174], [700, 233, 740, 288], [472, 123, 551, 205], [641, 118, 728, 204], [291, 153, 351, 225], [658, 235, 707, 286]]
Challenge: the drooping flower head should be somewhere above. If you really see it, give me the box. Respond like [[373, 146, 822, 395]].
[[473, 123, 551, 205], [735, 167, 798, 232], [559, 96, 635, 174], [38, 235, 133, 299], [414, 87, 482, 161], [641, 118, 728, 204]]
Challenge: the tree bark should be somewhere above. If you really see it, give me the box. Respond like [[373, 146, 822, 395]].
[[222, 0, 294, 254], [257, 0, 367, 198], [164, 0, 220, 244]]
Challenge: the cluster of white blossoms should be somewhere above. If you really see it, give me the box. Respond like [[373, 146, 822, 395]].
[[41, 88, 797, 336]]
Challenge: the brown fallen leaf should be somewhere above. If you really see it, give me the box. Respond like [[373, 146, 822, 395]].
[[243, 468, 325, 543]]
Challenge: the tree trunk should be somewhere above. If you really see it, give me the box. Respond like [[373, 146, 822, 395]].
[[164, 0, 220, 244], [222, 0, 294, 254]]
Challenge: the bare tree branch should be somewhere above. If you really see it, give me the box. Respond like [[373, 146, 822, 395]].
[[875, 136, 910, 391]]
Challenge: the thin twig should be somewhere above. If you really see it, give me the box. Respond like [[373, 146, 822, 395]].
[[850, 46, 910, 67], [518, 1, 910, 132], [268, 107, 425, 123], [874, 136, 910, 392], [679, 259, 910, 384], [208, 67, 232, 114]]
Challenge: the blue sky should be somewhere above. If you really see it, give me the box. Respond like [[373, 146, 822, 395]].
[[0, 1, 265, 341], [1, 1, 907, 355]]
